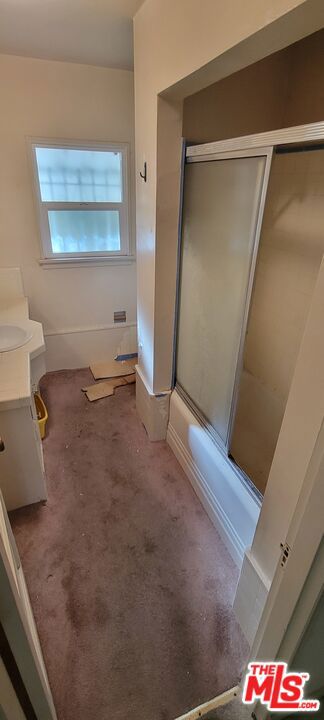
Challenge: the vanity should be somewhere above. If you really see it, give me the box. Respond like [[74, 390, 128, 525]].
[[0, 268, 47, 511]]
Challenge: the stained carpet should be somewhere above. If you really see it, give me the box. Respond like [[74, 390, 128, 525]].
[[10, 369, 249, 720]]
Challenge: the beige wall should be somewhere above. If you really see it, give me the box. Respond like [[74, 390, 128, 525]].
[[252, 252, 324, 580], [183, 49, 291, 143], [231, 149, 324, 493], [284, 30, 324, 126], [0, 54, 136, 369], [183, 29, 324, 144]]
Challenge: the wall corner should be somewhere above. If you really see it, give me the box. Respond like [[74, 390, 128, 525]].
[[135, 365, 170, 441], [233, 547, 271, 647]]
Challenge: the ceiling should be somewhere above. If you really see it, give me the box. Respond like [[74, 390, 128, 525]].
[[0, 0, 145, 70]]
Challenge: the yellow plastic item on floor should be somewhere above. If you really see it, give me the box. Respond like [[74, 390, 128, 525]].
[[34, 393, 48, 439]]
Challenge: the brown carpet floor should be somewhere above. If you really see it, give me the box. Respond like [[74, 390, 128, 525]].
[[10, 369, 248, 720]]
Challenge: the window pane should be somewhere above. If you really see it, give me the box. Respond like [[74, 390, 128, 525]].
[[48, 210, 121, 254], [35, 147, 122, 202]]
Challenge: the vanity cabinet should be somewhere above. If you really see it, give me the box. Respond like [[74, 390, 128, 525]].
[[0, 267, 48, 511], [0, 391, 47, 511]]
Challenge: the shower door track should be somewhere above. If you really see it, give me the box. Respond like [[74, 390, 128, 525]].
[[175, 381, 263, 503], [186, 121, 324, 160]]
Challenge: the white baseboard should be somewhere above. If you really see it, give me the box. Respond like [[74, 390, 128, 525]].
[[44, 324, 137, 371], [167, 390, 261, 568]]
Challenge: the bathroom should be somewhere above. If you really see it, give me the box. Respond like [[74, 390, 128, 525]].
[[1, 6, 324, 720]]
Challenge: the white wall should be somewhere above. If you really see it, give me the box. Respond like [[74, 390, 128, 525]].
[[0, 54, 137, 370]]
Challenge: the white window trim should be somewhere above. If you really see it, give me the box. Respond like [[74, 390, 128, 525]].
[[29, 137, 133, 265]]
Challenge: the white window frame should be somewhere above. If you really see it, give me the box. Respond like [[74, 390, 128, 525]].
[[30, 138, 131, 264]]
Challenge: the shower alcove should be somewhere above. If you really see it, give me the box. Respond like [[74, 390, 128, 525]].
[[174, 128, 324, 502]]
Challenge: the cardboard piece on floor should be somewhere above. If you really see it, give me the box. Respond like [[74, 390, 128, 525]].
[[124, 373, 136, 384], [90, 359, 135, 381], [82, 377, 126, 402], [83, 383, 114, 402]]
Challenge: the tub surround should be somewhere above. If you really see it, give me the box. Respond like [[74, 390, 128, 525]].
[[167, 390, 261, 567]]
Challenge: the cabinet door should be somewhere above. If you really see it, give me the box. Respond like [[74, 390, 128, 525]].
[[0, 405, 47, 510], [0, 491, 56, 720]]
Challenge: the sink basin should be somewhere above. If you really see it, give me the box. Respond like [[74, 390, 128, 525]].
[[0, 324, 32, 352]]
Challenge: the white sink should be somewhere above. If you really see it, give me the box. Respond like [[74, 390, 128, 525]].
[[0, 324, 32, 352]]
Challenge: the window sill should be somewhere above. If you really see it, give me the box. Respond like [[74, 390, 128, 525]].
[[38, 255, 136, 268]]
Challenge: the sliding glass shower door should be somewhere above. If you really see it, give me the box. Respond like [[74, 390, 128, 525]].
[[175, 151, 271, 447]]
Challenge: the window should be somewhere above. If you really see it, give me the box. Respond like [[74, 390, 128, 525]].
[[31, 140, 130, 262]]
